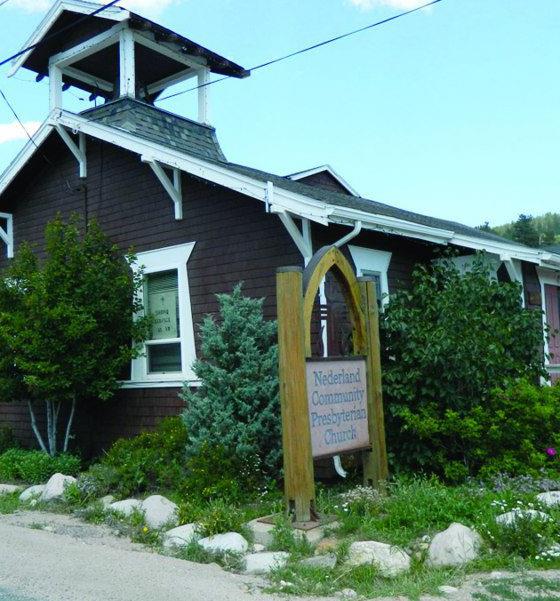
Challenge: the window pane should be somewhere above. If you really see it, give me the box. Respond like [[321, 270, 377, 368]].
[[148, 343, 182, 373], [147, 270, 180, 340]]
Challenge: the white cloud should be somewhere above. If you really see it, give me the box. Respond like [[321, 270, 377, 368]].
[[8, 0, 177, 16], [0, 121, 41, 144], [349, 0, 430, 9]]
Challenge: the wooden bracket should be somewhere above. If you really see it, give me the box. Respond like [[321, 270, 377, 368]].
[[55, 125, 87, 178], [274, 208, 312, 260], [143, 157, 183, 220]]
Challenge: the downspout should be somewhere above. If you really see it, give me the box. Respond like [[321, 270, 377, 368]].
[[329, 221, 363, 479]]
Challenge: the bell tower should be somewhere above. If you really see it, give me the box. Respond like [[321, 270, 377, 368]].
[[9, 0, 249, 124]]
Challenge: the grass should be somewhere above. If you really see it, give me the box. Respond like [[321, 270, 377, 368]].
[[0, 492, 19, 514], [473, 576, 560, 601]]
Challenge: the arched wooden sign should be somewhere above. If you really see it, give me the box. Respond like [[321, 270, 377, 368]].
[[277, 246, 388, 524]]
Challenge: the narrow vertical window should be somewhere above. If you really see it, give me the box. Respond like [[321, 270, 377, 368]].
[[146, 270, 181, 373]]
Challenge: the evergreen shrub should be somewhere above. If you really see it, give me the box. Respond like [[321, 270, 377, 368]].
[[182, 285, 281, 478]]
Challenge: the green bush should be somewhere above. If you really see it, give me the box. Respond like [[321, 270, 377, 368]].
[[0, 448, 81, 483], [101, 416, 188, 497], [182, 285, 281, 476], [382, 254, 547, 479], [0, 424, 15, 454]]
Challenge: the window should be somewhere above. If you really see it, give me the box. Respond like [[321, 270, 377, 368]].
[[127, 242, 197, 387], [348, 245, 392, 308]]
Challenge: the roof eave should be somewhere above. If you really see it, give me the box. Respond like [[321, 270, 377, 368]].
[[8, 0, 129, 78]]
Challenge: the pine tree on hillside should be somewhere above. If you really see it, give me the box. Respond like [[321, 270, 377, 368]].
[[512, 214, 540, 247]]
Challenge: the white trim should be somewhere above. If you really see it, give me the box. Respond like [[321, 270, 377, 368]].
[[131, 242, 197, 384], [132, 31, 207, 71], [4, 109, 560, 272], [0, 212, 14, 259], [348, 245, 392, 307], [120, 379, 201, 389], [274, 210, 313, 259], [119, 27, 136, 98], [537, 267, 560, 374], [49, 64, 63, 111], [146, 68, 197, 97], [197, 68, 210, 125], [49, 22, 125, 69], [445, 254, 501, 278], [289, 164, 360, 197], [61, 66, 114, 94], [9, 0, 129, 78]]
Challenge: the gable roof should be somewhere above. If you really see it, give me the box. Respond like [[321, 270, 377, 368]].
[[1, 97, 559, 267], [288, 165, 360, 197]]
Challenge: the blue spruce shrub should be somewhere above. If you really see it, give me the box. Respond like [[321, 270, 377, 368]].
[[182, 285, 281, 476]]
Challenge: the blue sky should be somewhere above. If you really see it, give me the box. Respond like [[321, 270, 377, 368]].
[[0, 0, 558, 228]]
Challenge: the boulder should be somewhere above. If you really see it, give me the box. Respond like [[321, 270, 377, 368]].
[[301, 553, 337, 569], [537, 491, 560, 508], [246, 518, 275, 547], [346, 541, 411, 577], [253, 544, 266, 553], [439, 585, 459, 595], [244, 551, 290, 575], [0, 484, 22, 495], [40, 474, 76, 502], [198, 532, 249, 554], [496, 509, 549, 527], [142, 495, 178, 529], [19, 484, 46, 502], [426, 523, 482, 567], [163, 524, 201, 549], [99, 495, 115, 508], [109, 499, 143, 518], [339, 590, 358, 599]]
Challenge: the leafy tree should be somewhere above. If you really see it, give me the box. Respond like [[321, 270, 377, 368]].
[[512, 214, 540, 247], [381, 254, 547, 480], [0, 216, 149, 456], [182, 285, 281, 475]]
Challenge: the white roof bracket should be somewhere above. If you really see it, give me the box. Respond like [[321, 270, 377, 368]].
[[274, 208, 312, 260], [142, 157, 183, 220], [0, 212, 14, 259], [55, 125, 87, 178]]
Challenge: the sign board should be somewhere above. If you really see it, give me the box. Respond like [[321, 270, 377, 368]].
[[150, 291, 178, 339], [306, 357, 370, 459]]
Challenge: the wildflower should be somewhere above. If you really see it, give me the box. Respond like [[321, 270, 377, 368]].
[[143, 526, 149, 533], [546, 448, 557, 457]]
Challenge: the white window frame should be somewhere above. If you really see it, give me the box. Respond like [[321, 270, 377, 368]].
[[348, 245, 392, 308], [537, 267, 560, 377], [124, 242, 198, 388]]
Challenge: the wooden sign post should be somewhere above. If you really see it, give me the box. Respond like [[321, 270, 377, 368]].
[[277, 246, 388, 524]]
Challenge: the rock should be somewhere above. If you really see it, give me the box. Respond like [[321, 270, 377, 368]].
[[253, 544, 265, 553], [198, 532, 249, 554], [246, 518, 275, 547], [537, 491, 560, 508], [496, 509, 550, 527], [19, 485, 45, 502], [315, 537, 338, 555], [426, 523, 482, 567], [339, 589, 358, 599], [244, 551, 289, 575], [100, 495, 114, 508], [109, 499, 143, 518], [439, 585, 459, 595], [162, 524, 201, 549], [142, 495, 178, 529], [40, 474, 76, 502], [301, 553, 337, 569], [346, 541, 411, 577], [0, 484, 22, 495]]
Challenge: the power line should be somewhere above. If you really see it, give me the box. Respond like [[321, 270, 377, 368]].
[[0, 0, 122, 69], [158, 0, 443, 102], [0, 0, 11, 8]]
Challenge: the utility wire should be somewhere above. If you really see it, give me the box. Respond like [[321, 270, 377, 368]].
[[0, 0, 11, 8], [0, 0, 122, 69], [158, 0, 443, 102]]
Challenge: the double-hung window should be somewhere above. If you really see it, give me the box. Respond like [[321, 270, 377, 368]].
[[128, 242, 197, 387]]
